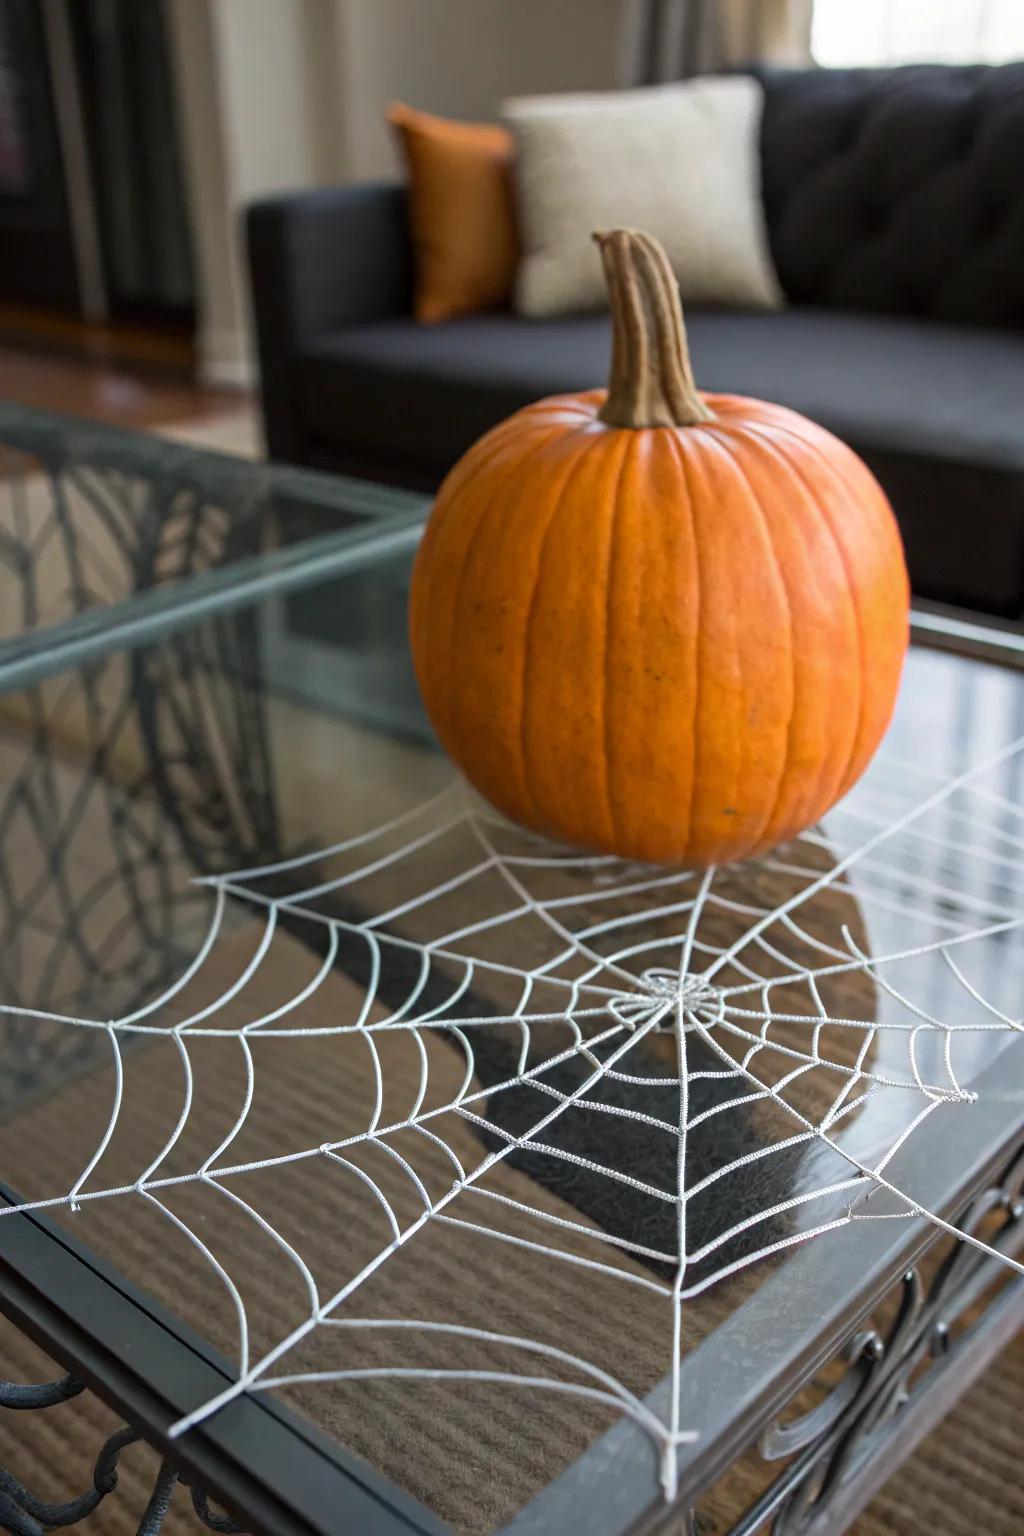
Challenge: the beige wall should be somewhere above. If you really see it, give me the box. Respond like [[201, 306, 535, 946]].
[[336, 0, 626, 181], [167, 0, 627, 389]]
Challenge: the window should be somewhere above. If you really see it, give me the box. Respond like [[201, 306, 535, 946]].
[[812, 0, 1024, 67]]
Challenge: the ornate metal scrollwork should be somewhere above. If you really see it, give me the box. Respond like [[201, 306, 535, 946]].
[[697, 1146, 1024, 1536], [0, 1371, 244, 1536], [766, 1268, 927, 1534]]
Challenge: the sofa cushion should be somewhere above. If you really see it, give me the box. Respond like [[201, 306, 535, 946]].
[[297, 306, 1024, 611], [298, 306, 1023, 471], [298, 312, 611, 468], [693, 308, 1024, 471], [754, 63, 1024, 328]]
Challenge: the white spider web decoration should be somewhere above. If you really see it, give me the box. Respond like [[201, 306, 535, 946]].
[[3, 726, 1024, 1510]]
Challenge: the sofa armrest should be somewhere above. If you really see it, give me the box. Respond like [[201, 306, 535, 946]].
[[245, 183, 413, 460]]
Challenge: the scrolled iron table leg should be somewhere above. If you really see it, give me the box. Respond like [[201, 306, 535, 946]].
[[0, 1370, 248, 1535]]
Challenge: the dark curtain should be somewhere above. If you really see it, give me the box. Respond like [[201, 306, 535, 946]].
[[0, 0, 35, 194], [71, 0, 194, 314], [0, 0, 81, 306]]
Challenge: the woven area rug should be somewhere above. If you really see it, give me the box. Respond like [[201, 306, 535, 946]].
[[153, 407, 261, 459]]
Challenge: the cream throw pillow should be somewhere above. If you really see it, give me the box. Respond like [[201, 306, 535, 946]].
[[504, 77, 782, 317]]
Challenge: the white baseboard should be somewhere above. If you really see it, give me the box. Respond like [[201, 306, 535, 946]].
[[197, 328, 258, 391]]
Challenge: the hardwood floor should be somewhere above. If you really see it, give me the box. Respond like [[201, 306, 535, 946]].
[[0, 304, 252, 432], [0, 344, 251, 432], [0, 300, 196, 372]]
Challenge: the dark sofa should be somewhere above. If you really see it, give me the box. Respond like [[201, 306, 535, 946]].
[[247, 63, 1024, 616]]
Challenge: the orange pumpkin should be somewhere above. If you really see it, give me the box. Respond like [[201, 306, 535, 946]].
[[409, 228, 909, 865]]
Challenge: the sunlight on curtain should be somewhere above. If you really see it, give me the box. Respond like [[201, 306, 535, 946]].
[[812, 0, 1024, 66]]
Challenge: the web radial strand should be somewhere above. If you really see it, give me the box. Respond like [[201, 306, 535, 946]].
[[1, 731, 1023, 1508]]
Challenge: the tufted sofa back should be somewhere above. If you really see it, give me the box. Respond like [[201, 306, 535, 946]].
[[751, 63, 1024, 328]]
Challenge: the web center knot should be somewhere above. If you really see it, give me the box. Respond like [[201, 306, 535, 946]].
[[608, 967, 722, 1033]]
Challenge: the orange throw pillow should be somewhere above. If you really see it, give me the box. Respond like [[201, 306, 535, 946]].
[[388, 102, 518, 324]]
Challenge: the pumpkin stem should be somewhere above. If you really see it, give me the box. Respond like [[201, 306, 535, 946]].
[[593, 228, 713, 429]]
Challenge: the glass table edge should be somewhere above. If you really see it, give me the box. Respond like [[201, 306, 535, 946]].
[[0, 514, 426, 693], [1, 455, 1021, 696]]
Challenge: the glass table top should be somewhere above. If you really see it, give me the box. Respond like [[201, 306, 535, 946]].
[[0, 414, 1023, 1534], [0, 401, 428, 652]]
